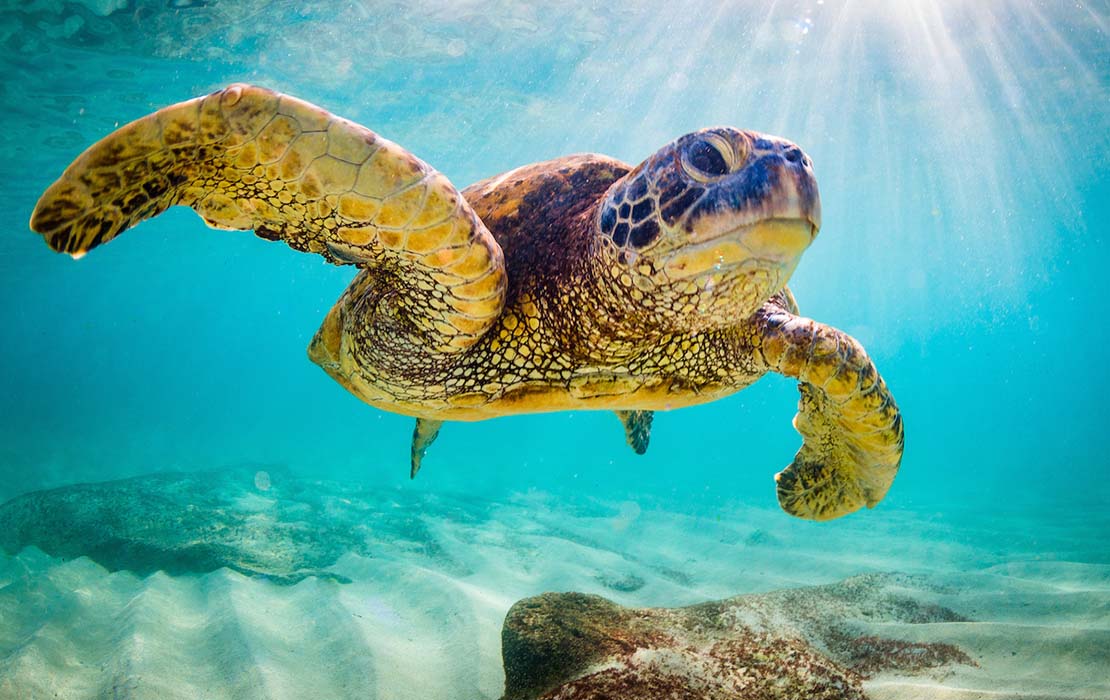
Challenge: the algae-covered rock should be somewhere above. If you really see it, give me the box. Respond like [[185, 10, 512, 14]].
[[501, 573, 976, 700], [0, 470, 468, 583]]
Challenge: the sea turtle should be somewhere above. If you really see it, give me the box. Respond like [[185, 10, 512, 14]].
[[30, 85, 903, 521]]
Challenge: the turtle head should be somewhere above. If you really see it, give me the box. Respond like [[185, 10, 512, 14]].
[[594, 128, 820, 331]]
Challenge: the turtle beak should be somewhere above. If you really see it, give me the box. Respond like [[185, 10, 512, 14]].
[[739, 217, 815, 261], [771, 138, 820, 239], [803, 191, 821, 239]]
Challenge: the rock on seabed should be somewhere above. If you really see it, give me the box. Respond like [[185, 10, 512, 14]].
[[501, 574, 976, 700]]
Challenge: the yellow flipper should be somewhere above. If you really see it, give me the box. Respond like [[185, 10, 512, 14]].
[[758, 310, 904, 521], [30, 84, 506, 352]]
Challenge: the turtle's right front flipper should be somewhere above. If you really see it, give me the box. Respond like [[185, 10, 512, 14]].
[[30, 84, 506, 353]]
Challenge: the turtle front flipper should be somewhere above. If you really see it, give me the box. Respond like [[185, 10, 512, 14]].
[[756, 307, 904, 521], [30, 84, 506, 352]]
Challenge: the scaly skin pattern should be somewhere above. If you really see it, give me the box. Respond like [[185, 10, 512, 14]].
[[30, 86, 903, 519], [30, 84, 506, 353], [310, 154, 776, 418], [748, 296, 904, 520]]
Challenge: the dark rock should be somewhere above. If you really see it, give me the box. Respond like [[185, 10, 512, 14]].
[[502, 593, 646, 700], [743, 528, 780, 546], [595, 572, 645, 592], [501, 573, 975, 699], [651, 564, 693, 586], [833, 634, 978, 677]]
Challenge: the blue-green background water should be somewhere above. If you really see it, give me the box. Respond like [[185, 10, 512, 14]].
[[1, 0, 1107, 517]]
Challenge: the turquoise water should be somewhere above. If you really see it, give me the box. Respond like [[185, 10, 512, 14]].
[[0, 2, 1107, 698]]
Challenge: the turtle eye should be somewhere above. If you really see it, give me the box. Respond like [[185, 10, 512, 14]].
[[683, 138, 732, 180]]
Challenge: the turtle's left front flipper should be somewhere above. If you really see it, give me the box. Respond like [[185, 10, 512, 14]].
[[755, 308, 904, 521]]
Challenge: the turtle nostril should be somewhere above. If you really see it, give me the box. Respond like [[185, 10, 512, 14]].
[[784, 147, 802, 164]]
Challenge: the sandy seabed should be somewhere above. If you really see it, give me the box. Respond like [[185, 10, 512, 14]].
[[0, 471, 1106, 700]]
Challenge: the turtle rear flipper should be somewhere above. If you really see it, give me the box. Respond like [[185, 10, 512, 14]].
[[757, 309, 904, 521], [410, 418, 443, 479], [615, 410, 653, 455], [30, 84, 506, 353]]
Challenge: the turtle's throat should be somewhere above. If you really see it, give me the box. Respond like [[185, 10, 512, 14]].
[[571, 235, 802, 346], [540, 242, 664, 358]]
